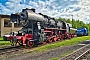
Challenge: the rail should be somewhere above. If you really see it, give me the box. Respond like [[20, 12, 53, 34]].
[[60, 44, 90, 60]]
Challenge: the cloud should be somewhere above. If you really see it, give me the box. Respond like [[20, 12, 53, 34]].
[[0, 0, 90, 23]]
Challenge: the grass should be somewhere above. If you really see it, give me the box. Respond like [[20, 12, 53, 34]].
[[0, 37, 3, 40], [50, 57, 58, 60], [0, 37, 10, 47], [30, 36, 90, 52]]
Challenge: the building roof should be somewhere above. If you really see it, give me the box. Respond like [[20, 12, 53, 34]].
[[0, 14, 10, 18]]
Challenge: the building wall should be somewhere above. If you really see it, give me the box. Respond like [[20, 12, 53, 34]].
[[0, 15, 22, 37]]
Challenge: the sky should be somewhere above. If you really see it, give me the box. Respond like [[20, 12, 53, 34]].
[[0, 0, 90, 23]]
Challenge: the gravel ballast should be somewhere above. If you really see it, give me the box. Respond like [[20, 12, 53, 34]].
[[0, 45, 84, 60], [0, 40, 90, 60]]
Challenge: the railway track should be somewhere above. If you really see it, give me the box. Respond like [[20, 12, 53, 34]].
[[60, 44, 90, 60], [0, 38, 69, 55], [0, 46, 24, 55], [0, 36, 77, 56], [0, 40, 60, 55], [75, 49, 90, 60]]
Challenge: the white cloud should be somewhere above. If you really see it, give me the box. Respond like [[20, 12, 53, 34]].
[[8, 0, 22, 3], [0, 0, 90, 23]]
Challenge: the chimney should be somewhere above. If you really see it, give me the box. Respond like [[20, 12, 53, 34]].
[[30, 8, 35, 12], [22, 8, 35, 12]]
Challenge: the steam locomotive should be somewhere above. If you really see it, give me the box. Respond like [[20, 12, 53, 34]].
[[8, 8, 74, 47]]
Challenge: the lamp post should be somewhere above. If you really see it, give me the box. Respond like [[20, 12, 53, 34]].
[[71, 15, 73, 28]]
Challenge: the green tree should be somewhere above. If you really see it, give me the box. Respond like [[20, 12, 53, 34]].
[[57, 17, 90, 34]]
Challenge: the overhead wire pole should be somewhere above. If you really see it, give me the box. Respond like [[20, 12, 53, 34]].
[[71, 15, 73, 28], [88, 25, 89, 35]]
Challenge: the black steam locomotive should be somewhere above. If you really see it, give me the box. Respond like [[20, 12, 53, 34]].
[[8, 8, 74, 47]]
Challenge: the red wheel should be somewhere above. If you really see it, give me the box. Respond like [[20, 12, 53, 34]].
[[48, 39, 52, 43], [27, 41, 34, 48], [53, 37, 57, 42], [58, 38, 60, 41], [43, 42, 46, 44], [57, 37, 59, 41], [59, 35, 61, 40], [61, 35, 64, 40]]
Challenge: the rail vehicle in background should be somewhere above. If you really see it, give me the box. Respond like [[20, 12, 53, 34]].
[[76, 28, 88, 36], [6, 8, 75, 47]]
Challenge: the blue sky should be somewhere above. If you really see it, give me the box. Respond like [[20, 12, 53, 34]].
[[0, 0, 90, 23]]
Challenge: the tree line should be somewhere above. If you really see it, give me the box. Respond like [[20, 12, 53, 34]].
[[57, 17, 90, 33]]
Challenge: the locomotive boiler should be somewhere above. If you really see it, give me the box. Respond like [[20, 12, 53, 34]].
[[9, 8, 74, 47]]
